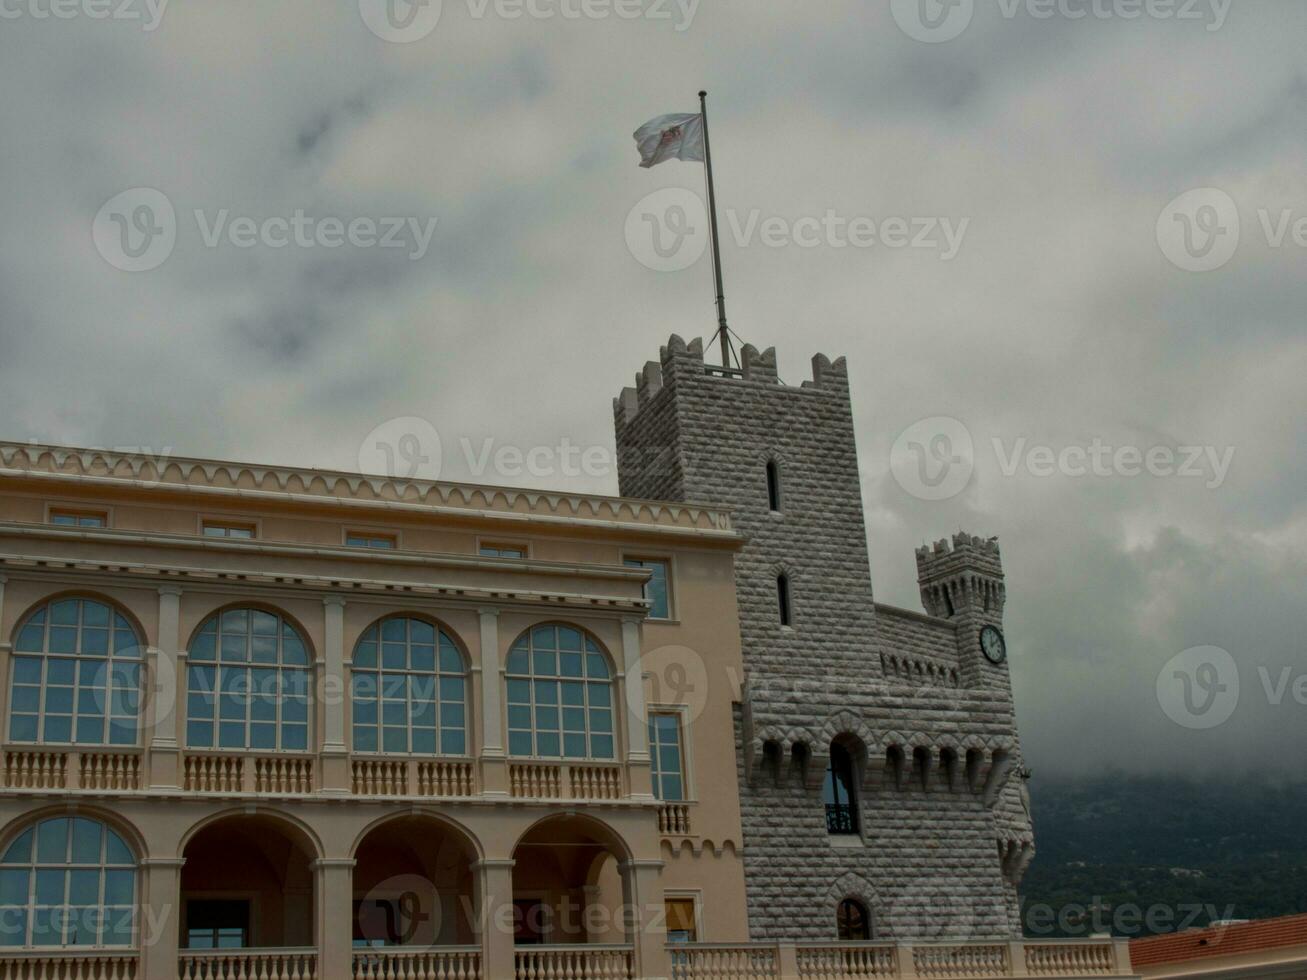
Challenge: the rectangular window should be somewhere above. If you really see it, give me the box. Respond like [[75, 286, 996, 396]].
[[624, 558, 671, 619], [648, 713, 685, 801], [347, 532, 397, 550], [49, 509, 107, 528], [202, 522, 256, 539], [665, 898, 698, 943], [185, 900, 249, 949], [480, 544, 526, 558]]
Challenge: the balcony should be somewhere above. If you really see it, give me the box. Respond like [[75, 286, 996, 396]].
[[668, 939, 1136, 979], [1, 745, 658, 808]]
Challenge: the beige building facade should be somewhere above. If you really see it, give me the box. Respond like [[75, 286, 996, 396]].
[[0, 347, 1135, 979]]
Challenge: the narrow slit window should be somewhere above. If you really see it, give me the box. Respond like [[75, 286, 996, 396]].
[[766, 460, 782, 512], [777, 574, 791, 627]]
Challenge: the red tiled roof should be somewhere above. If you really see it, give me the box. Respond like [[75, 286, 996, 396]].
[[1130, 912, 1307, 966]]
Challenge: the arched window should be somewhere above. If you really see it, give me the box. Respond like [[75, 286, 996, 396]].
[[777, 574, 792, 627], [185, 608, 310, 751], [8, 597, 143, 746], [836, 898, 871, 941], [0, 816, 136, 947], [506, 625, 614, 760], [823, 742, 859, 835], [766, 460, 782, 512], [351, 616, 468, 755]]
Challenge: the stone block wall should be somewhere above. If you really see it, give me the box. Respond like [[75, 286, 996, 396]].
[[614, 336, 1034, 942]]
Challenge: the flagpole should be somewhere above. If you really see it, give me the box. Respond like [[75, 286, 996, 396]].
[[699, 90, 731, 368]]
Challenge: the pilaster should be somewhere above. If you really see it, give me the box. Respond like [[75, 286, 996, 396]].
[[140, 857, 185, 980], [147, 586, 182, 789], [320, 598, 349, 793], [478, 608, 509, 797]]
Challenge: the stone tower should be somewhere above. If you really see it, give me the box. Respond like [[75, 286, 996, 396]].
[[614, 336, 1035, 941]]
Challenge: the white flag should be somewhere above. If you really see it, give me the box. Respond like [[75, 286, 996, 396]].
[[634, 112, 705, 169]]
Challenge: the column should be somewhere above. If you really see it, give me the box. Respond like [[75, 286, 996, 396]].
[[478, 608, 508, 796], [148, 586, 182, 789], [620, 858, 670, 980], [474, 859, 516, 980], [320, 598, 349, 793], [620, 618, 654, 800], [140, 857, 184, 980], [314, 859, 355, 980]]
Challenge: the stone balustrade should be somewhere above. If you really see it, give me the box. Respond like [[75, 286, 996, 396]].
[[669, 940, 1135, 980], [509, 760, 627, 800], [0, 951, 140, 979], [515, 944, 635, 980], [351, 946, 482, 979], [178, 948, 318, 980]]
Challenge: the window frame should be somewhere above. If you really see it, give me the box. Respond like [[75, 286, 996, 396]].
[[835, 897, 872, 941], [183, 607, 313, 754], [344, 530, 399, 551], [0, 815, 138, 949], [199, 517, 259, 540], [663, 893, 702, 944], [648, 709, 688, 802], [7, 596, 145, 748], [349, 615, 469, 757], [45, 506, 110, 529], [622, 555, 674, 621], [504, 624, 617, 762], [476, 538, 529, 559], [823, 742, 860, 836]]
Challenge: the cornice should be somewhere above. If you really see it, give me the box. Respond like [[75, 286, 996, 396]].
[[0, 544, 651, 618], [0, 443, 738, 541]]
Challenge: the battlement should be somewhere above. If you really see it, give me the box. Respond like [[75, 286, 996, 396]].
[[916, 533, 1006, 621], [612, 335, 849, 426], [916, 532, 1004, 578]]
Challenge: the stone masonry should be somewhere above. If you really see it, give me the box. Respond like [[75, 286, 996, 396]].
[[613, 336, 1035, 942]]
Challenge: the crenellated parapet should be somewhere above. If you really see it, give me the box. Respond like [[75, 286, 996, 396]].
[[613, 335, 850, 428], [916, 533, 1006, 620]]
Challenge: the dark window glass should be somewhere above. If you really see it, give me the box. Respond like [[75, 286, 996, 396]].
[[823, 743, 859, 835], [766, 461, 782, 512], [186, 900, 249, 949], [836, 898, 871, 941], [347, 534, 396, 550], [777, 574, 791, 627], [625, 558, 670, 619], [648, 713, 685, 801]]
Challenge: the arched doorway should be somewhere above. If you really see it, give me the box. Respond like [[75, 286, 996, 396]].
[[180, 814, 316, 949], [511, 815, 631, 946], [351, 815, 478, 947]]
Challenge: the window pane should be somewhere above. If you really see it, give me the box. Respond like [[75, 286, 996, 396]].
[[0, 869, 29, 904], [35, 869, 65, 905], [441, 730, 466, 755], [105, 833, 132, 866], [2, 830, 33, 865]]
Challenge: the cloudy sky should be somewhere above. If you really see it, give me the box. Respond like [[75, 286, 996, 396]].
[[1, 0, 1303, 779]]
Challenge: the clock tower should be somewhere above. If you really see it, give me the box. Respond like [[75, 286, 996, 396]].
[[916, 532, 1010, 692]]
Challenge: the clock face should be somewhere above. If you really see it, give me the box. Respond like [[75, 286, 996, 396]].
[[979, 625, 1007, 665]]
